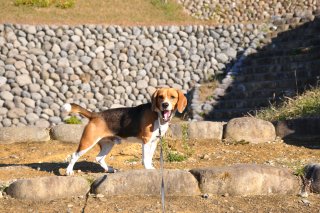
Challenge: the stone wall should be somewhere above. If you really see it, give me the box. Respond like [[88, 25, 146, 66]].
[[178, 0, 319, 23], [0, 23, 268, 127]]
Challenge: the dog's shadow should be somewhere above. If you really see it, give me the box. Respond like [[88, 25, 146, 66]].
[[0, 161, 105, 176]]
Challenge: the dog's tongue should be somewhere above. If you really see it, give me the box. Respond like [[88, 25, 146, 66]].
[[163, 110, 171, 120]]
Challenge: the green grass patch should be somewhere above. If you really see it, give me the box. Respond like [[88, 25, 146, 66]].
[[55, 0, 75, 8], [64, 115, 82, 124], [14, 0, 52, 7], [14, 0, 75, 8], [150, 0, 184, 20], [294, 166, 306, 177], [166, 151, 187, 162], [161, 138, 187, 162], [255, 87, 320, 121]]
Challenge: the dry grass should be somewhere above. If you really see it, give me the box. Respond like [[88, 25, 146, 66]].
[[255, 87, 320, 121], [0, 0, 215, 26]]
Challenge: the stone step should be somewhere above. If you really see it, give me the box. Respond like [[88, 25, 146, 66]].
[[212, 97, 278, 110], [205, 108, 256, 121], [239, 59, 320, 74], [234, 69, 319, 84], [243, 50, 320, 67], [220, 88, 298, 100], [249, 45, 320, 59], [226, 78, 314, 93], [265, 36, 320, 50]]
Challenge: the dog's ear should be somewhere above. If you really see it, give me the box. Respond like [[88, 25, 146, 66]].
[[151, 89, 159, 112], [176, 90, 187, 113]]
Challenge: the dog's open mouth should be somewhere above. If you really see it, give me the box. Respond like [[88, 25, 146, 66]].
[[161, 110, 172, 122]]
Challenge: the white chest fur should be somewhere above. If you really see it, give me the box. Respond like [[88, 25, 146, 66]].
[[142, 119, 169, 169], [150, 120, 169, 142]]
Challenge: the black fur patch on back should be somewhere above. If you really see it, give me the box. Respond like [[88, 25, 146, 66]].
[[98, 103, 154, 138]]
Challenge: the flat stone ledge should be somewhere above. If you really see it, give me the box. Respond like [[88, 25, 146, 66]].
[[168, 121, 224, 140], [50, 124, 85, 143], [190, 164, 299, 196], [91, 169, 200, 196], [6, 176, 90, 200], [0, 127, 50, 144]]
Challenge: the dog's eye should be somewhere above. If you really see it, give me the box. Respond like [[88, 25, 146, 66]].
[[171, 96, 176, 99], [158, 95, 164, 99]]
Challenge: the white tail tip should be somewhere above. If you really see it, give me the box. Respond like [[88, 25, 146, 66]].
[[62, 103, 72, 113]]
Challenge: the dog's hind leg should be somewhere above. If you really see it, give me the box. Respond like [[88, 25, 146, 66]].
[[66, 121, 109, 176], [96, 139, 116, 173]]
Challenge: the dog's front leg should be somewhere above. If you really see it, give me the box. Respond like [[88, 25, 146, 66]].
[[142, 139, 158, 169]]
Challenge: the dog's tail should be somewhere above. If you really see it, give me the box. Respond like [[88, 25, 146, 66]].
[[62, 103, 95, 119]]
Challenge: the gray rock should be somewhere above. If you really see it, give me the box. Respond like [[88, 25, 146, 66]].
[[0, 127, 50, 144], [6, 176, 90, 200], [26, 113, 39, 124], [0, 91, 14, 101], [51, 44, 61, 54], [119, 53, 128, 62], [28, 48, 45, 55], [216, 53, 229, 63], [92, 170, 200, 196], [35, 119, 50, 128], [14, 61, 26, 70], [50, 124, 85, 143], [90, 59, 107, 70], [7, 106, 25, 117], [188, 121, 224, 140], [80, 56, 92, 65], [16, 74, 32, 86], [49, 116, 62, 124], [25, 25, 37, 34], [136, 80, 148, 89], [22, 98, 35, 108], [57, 58, 70, 68], [140, 38, 153, 47], [115, 86, 125, 94], [190, 164, 299, 196], [0, 77, 7, 87], [224, 117, 276, 144], [224, 47, 237, 58], [105, 42, 115, 50]]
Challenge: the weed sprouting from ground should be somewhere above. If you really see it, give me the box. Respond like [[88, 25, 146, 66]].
[[161, 138, 187, 162], [64, 115, 82, 124]]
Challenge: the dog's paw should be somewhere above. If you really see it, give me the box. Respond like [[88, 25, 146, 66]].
[[145, 165, 155, 170], [106, 167, 118, 173], [66, 169, 74, 176]]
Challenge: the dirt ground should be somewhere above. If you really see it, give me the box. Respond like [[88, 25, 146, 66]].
[[0, 138, 320, 213]]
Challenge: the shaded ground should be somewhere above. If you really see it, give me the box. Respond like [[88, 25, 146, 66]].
[[0, 138, 320, 212]]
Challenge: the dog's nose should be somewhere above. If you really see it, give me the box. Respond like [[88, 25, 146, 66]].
[[162, 102, 169, 109]]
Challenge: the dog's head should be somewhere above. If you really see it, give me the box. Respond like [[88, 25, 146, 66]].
[[151, 88, 187, 123]]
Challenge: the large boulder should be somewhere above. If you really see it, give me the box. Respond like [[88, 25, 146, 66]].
[[50, 124, 85, 143], [188, 121, 224, 140], [190, 164, 299, 196], [92, 169, 200, 196], [168, 121, 224, 140], [224, 117, 276, 143], [304, 164, 320, 193], [0, 127, 50, 144], [6, 176, 90, 200]]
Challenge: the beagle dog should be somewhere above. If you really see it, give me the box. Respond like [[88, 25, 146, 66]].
[[62, 88, 187, 175]]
